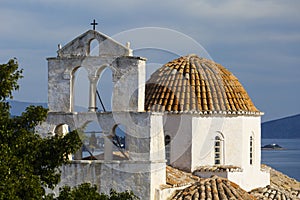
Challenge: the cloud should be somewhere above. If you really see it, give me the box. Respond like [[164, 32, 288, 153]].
[[185, 0, 300, 20], [0, 0, 299, 120]]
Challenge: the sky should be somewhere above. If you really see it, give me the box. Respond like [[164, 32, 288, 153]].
[[0, 0, 300, 122]]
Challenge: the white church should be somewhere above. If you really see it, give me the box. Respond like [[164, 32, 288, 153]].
[[38, 28, 270, 199]]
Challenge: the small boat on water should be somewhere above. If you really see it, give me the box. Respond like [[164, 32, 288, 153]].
[[262, 143, 285, 150]]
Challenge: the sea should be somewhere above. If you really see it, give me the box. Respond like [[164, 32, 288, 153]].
[[261, 138, 300, 182], [82, 138, 300, 182]]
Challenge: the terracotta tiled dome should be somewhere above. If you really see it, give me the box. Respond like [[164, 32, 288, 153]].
[[145, 55, 260, 114], [170, 176, 255, 200]]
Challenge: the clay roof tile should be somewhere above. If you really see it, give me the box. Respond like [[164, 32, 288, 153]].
[[145, 55, 260, 114]]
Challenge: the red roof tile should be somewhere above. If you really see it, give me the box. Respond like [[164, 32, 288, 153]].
[[145, 55, 260, 114]]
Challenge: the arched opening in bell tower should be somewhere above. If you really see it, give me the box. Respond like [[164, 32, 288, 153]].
[[111, 124, 128, 160], [72, 67, 89, 112], [81, 121, 104, 160], [96, 67, 113, 112], [54, 123, 70, 137], [89, 39, 99, 56]]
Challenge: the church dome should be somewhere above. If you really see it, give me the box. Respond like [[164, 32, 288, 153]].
[[145, 55, 260, 114]]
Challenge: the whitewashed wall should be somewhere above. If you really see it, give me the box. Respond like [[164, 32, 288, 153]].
[[163, 114, 269, 191], [163, 115, 192, 171], [52, 160, 165, 199], [194, 169, 270, 191], [164, 114, 262, 170], [191, 115, 261, 170]]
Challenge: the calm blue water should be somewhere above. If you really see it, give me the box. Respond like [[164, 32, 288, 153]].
[[262, 139, 300, 181]]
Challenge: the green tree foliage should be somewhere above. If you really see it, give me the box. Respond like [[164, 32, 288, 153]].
[[0, 59, 82, 199], [0, 58, 23, 101], [45, 183, 139, 200]]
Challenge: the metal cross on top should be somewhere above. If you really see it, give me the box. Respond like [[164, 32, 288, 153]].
[[90, 19, 98, 30]]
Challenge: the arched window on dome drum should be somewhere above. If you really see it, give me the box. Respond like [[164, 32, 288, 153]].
[[250, 136, 253, 165], [214, 136, 222, 165], [165, 135, 171, 165]]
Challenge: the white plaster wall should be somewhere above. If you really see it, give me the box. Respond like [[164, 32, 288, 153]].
[[227, 169, 270, 191], [48, 57, 113, 112], [191, 115, 261, 171], [58, 30, 131, 58], [191, 115, 269, 191], [48, 31, 138, 113], [111, 112, 165, 161], [195, 169, 270, 191], [45, 111, 165, 161], [162, 114, 257, 171], [162, 114, 269, 191], [191, 116, 226, 168], [149, 114, 166, 161], [48, 56, 146, 113], [163, 114, 192, 171], [156, 185, 190, 200], [45, 30, 166, 200], [48, 58, 74, 112], [219, 116, 244, 167], [35, 122, 56, 138], [54, 160, 165, 200], [112, 57, 146, 112], [42, 111, 167, 200], [191, 116, 243, 170], [242, 116, 262, 170]]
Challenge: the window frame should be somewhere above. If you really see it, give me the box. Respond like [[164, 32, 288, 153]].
[[214, 135, 223, 165], [165, 135, 171, 165], [250, 135, 254, 165]]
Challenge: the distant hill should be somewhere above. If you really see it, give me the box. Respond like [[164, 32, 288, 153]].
[[8, 100, 299, 138], [8, 100, 47, 116], [8, 100, 123, 135], [262, 114, 300, 138], [8, 100, 86, 116]]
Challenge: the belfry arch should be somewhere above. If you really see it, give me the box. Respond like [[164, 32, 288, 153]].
[[89, 39, 100, 56], [104, 124, 128, 160], [66, 63, 115, 113], [53, 123, 70, 137], [72, 66, 89, 112], [96, 66, 113, 111]]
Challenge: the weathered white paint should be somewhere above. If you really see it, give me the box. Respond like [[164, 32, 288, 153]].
[[163, 114, 270, 191], [112, 57, 146, 112], [39, 30, 167, 200], [155, 185, 191, 200], [194, 169, 270, 192], [40, 111, 167, 199], [47, 30, 144, 113], [53, 160, 165, 200]]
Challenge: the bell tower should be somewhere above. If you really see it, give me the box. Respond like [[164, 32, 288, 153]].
[[47, 29, 146, 114], [38, 25, 166, 200]]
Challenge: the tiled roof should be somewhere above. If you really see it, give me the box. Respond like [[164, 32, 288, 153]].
[[250, 185, 300, 200], [250, 165, 300, 200], [145, 55, 260, 114], [165, 165, 300, 200], [166, 166, 200, 187], [169, 175, 255, 200]]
